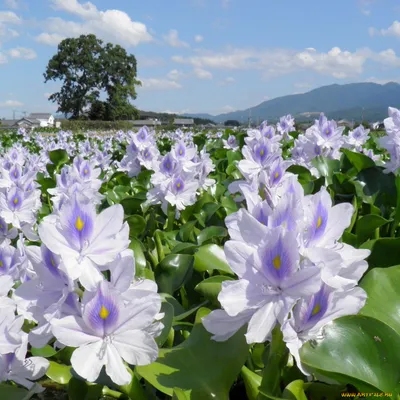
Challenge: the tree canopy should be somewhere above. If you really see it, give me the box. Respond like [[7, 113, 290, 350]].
[[44, 34, 140, 120], [224, 119, 240, 127]]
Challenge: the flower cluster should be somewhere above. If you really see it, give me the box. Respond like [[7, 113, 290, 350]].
[[203, 124, 369, 375]]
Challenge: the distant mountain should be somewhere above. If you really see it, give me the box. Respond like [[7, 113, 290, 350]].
[[184, 82, 400, 123]]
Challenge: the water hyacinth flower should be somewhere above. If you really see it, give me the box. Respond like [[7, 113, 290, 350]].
[[51, 281, 161, 385], [281, 284, 367, 375], [276, 114, 295, 140], [0, 333, 49, 393], [203, 225, 321, 344], [223, 135, 239, 151], [38, 199, 129, 290], [343, 125, 370, 151]]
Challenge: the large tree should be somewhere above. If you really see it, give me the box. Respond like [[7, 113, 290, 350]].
[[44, 34, 140, 120]]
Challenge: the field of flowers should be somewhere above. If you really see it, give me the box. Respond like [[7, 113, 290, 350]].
[[0, 108, 400, 400]]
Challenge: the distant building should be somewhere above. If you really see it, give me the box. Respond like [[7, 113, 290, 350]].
[[132, 119, 161, 127], [1, 113, 56, 129], [27, 113, 55, 127], [174, 118, 194, 126]]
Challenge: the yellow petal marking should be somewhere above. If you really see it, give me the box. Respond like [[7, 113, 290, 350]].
[[272, 255, 281, 270], [311, 303, 321, 316], [99, 305, 110, 320], [316, 216, 322, 229], [75, 216, 84, 231]]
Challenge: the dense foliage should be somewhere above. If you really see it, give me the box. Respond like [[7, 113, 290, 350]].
[[0, 109, 400, 399], [44, 34, 140, 120]]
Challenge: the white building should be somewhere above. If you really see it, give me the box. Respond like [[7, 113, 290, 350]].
[[27, 113, 55, 127]]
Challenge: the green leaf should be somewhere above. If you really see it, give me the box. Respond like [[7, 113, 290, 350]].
[[173, 388, 190, 399], [197, 226, 227, 245], [46, 361, 73, 384], [31, 345, 58, 358], [300, 316, 400, 394], [194, 275, 234, 303], [282, 380, 308, 400], [137, 307, 249, 398], [119, 368, 147, 400], [194, 244, 233, 274], [258, 325, 288, 398], [156, 301, 174, 346], [241, 366, 261, 400], [355, 214, 389, 244], [67, 377, 88, 400], [126, 214, 146, 237], [311, 157, 340, 185], [49, 149, 69, 169], [360, 265, 400, 335], [155, 254, 194, 294], [179, 221, 197, 243], [361, 238, 400, 268], [342, 149, 376, 172], [129, 239, 147, 277], [120, 196, 144, 215], [0, 384, 30, 400]]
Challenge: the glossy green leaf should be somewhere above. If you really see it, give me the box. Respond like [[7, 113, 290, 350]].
[[137, 308, 249, 398], [197, 226, 227, 245], [156, 301, 174, 346], [311, 157, 340, 185], [342, 149, 376, 172], [282, 380, 308, 400], [355, 214, 389, 244], [67, 377, 88, 400], [120, 196, 144, 215], [49, 149, 69, 168], [172, 388, 190, 400], [126, 214, 146, 237], [360, 265, 400, 335], [0, 384, 30, 400], [129, 238, 147, 277], [155, 254, 194, 294], [46, 361, 73, 384], [241, 365, 261, 400], [31, 345, 58, 358], [300, 316, 400, 394], [193, 244, 233, 274], [361, 238, 400, 268], [194, 275, 234, 303]]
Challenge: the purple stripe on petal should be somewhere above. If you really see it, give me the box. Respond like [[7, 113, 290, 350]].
[[41, 245, 61, 277], [295, 284, 330, 333], [83, 283, 119, 337], [61, 201, 95, 251], [260, 230, 298, 286], [311, 200, 328, 242]]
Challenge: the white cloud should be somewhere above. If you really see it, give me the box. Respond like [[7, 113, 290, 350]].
[[0, 52, 7, 64], [139, 78, 182, 90], [167, 69, 184, 81], [219, 76, 235, 85], [172, 46, 375, 79], [372, 20, 400, 37], [221, 105, 235, 112], [294, 82, 313, 89], [35, 32, 65, 46], [193, 67, 213, 79], [0, 99, 23, 107], [4, 0, 19, 9], [137, 56, 164, 68], [194, 34, 203, 43], [8, 47, 37, 59], [365, 76, 400, 84], [163, 29, 189, 48], [161, 108, 190, 114], [0, 11, 21, 23], [36, 0, 152, 47]]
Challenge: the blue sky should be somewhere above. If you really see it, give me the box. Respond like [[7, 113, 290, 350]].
[[1, 0, 400, 118]]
